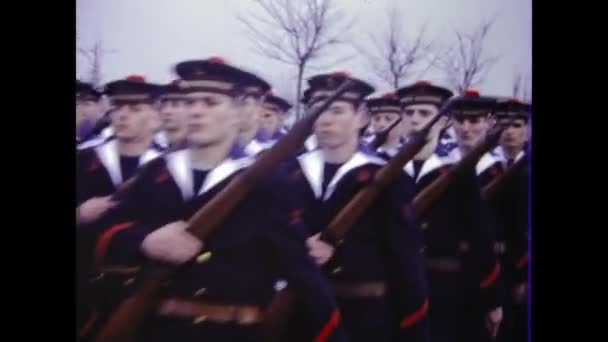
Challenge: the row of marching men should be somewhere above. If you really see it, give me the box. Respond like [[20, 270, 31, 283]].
[[76, 56, 529, 342]]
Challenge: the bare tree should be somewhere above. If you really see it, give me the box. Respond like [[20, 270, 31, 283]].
[[355, 6, 434, 90], [77, 40, 116, 88], [430, 18, 500, 94], [512, 71, 532, 102], [238, 0, 355, 119]]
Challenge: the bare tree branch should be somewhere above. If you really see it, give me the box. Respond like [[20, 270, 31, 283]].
[[77, 40, 116, 87], [432, 18, 500, 94], [238, 0, 354, 119], [356, 5, 433, 90], [512, 71, 532, 102]]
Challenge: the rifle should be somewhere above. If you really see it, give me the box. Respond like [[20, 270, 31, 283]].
[[262, 97, 457, 342], [481, 154, 528, 201], [412, 117, 511, 216], [93, 79, 356, 342], [369, 116, 403, 150], [110, 141, 187, 202]]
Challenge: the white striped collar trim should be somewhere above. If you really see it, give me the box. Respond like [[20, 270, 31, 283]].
[[297, 150, 385, 201], [94, 140, 162, 187], [404, 153, 445, 182], [165, 150, 254, 201]]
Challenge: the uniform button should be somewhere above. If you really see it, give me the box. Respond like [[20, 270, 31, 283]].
[[196, 251, 212, 264], [274, 280, 288, 292], [123, 277, 136, 287], [420, 246, 427, 254], [337, 239, 345, 246], [193, 315, 208, 324], [194, 287, 207, 297], [332, 266, 342, 275], [420, 222, 429, 230]]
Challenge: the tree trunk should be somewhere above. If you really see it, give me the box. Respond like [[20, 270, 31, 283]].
[[295, 63, 305, 120]]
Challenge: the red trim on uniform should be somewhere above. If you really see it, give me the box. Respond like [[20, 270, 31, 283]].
[[516, 253, 529, 270], [155, 169, 170, 183], [480, 263, 501, 289], [79, 310, 99, 337], [400, 299, 429, 328], [94, 221, 135, 266], [89, 158, 101, 172], [290, 170, 302, 182], [356, 170, 371, 182], [289, 209, 302, 226], [315, 309, 341, 342]]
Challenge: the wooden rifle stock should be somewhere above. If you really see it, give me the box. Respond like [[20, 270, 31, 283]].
[[481, 154, 528, 200], [262, 98, 457, 342], [412, 121, 508, 216], [93, 80, 356, 342]]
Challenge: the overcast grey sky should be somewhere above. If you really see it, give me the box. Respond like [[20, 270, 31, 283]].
[[76, 0, 531, 100]]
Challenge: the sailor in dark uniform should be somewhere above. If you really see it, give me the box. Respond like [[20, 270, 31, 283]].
[[442, 90, 504, 188], [78, 76, 170, 151], [284, 71, 430, 342], [76, 75, 164, 340], [229, 67, 273, 157], [366, 92, 405, 161], [157, 80, 189, 149], [489, 99, 530, 342], [90, 57, 348, 342], [396, 81, 503, 342], [76, 80, 104, 146], [258, 91, 292, 146]]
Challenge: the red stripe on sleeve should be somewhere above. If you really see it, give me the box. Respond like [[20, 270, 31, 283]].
[[78, 310, 99, 337], [480, 262, 501, 289], [400, 299, 429, 328], [516, 253, 529, 270], [315, 309, 341, 342], [94, 221, 135, 267]]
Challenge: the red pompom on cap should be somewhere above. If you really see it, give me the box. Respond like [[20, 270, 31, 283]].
[[464, 89, 480, 98], [126, 75, 145, 82], [331, 71, 350, 78], [415, 80, 432, 86], [206, 56, 227, 64]]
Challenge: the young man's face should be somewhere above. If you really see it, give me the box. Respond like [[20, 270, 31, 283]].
[[402, 104, 439, 136], [184, 91, 240, 147], [239, 95, 263, 133], [314, 100, 366, 149], [111, 101, 158, 141], [371, 111, 404, 142], [76, 99, 101, 126], [499, 117, 528, 150], [159, 99, 188, 143], [259, 106, 282, 137], [453, 114, 490, 150]]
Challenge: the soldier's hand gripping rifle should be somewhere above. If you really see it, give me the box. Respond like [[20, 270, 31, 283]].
[[412, 105, 512, 216], [481, 154, 528, 201], [93, 79, 356, 342], [262, 97, 457, 342]]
